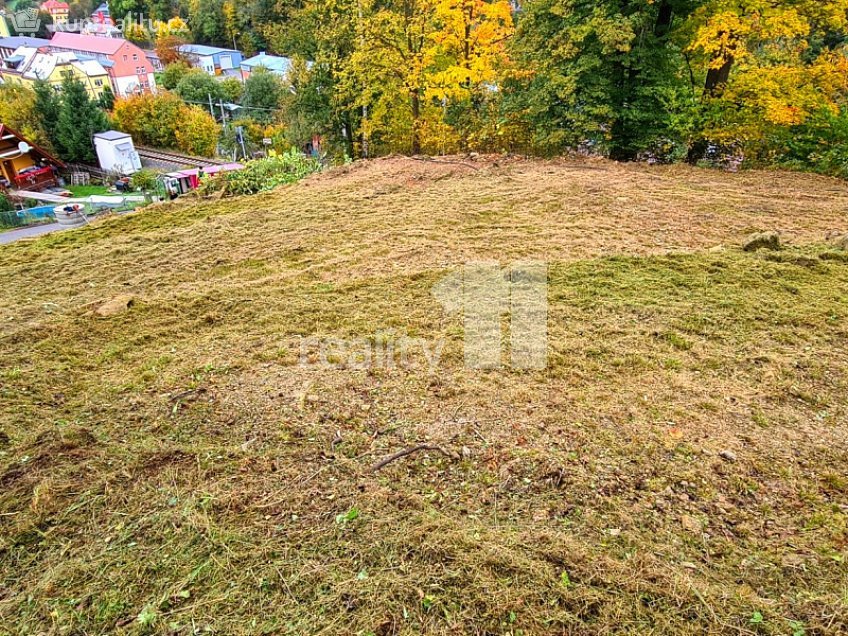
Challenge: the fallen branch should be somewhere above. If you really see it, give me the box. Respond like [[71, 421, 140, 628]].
[[370, 443, 457, 473]]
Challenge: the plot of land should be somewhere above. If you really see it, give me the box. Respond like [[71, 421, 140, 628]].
[[1, 156, 847, 635]]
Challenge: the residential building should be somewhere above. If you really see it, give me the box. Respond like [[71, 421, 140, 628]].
[[0, 46, 110, 99], [0, 124, 65, 191], [40, 0, 70, 26], [177, 44, 242, 77], [240, 52, 292, 80], [143, 49, 162, 72], [90, 3, 113, 26], [81, 2, 120, 37], [0, 36, 52, 62], [49, 32, 156, 96]]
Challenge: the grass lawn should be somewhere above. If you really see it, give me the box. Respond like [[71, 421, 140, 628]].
[[0, 156, 846, 635], [66, 184, 112, 197]]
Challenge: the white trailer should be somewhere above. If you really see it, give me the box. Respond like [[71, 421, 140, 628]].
[[93, 131, 141, 176]]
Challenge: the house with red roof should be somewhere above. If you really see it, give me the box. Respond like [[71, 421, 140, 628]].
[[40, 0, 70, 26], [49, 32, 156, 97]]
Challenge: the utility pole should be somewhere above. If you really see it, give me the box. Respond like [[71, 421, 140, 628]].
[[219, 98, 226, 124], [207, 93, 215, 117]]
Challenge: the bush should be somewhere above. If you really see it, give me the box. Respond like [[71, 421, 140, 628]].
[[130, 168, 159, 192], [218, 149, 321, 196], [781, 107, 848, 179]]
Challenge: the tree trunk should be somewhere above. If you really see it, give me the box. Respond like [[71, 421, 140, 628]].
[[343, 113, 355, 160], [654, 0, 673, 37], [410, 88, 421, 155], [704, 53, 734, 95]]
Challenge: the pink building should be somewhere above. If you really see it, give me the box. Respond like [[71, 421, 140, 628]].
[[49, 33, 157, 97]]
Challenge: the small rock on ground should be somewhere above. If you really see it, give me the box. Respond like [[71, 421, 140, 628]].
[[719, 449, 738, 463], [95, 295, 135, 317]]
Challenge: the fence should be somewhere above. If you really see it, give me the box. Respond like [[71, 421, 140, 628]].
[[0, 197, 148, 230], [0, 205, 55, 229], [62, 163, 112, 184]]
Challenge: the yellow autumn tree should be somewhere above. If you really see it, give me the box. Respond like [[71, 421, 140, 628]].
[[175, 106, 221, 157], [427, 0, 513, 101], [687, 0, 848, 148], [155, 17, 190, 40], [351, 0, 513, 154]]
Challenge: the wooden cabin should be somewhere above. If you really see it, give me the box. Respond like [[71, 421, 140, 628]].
[[0, 124, 65, 191]]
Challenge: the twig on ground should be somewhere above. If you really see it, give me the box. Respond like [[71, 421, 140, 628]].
[[168, 388, 205, 403], [370, 443, 458, 472]]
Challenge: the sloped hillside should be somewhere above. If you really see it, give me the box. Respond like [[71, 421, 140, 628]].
[[1, 156, 847, 635]]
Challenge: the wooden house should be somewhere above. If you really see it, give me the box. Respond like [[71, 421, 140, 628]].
[[0, 124, 65, 191]]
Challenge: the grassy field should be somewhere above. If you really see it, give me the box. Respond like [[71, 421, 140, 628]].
[[1, 156, 847, 635], [65, 185, 112, 198]]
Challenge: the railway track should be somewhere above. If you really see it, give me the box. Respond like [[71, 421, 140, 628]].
[[136, 146, 228, 168]]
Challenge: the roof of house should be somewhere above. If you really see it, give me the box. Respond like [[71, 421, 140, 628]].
[[0, 123, 65, 168], [0, 36, 52, 50], [3, 45, 108, 81], [177, 44, 240, 57], [94, 130, 131, 141], [50, 32, 127, 55], [241, 52, 292, 74], [74, 57, 109, 76], [40, 0, 70, 10]]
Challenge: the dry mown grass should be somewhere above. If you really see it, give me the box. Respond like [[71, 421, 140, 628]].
[[0, 156, 847, 635]]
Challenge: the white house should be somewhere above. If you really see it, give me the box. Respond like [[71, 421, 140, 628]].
[[93, 130, 141, 175], [177, 44, 243, 77]]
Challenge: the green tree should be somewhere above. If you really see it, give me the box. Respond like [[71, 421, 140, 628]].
[[187, 0, 227, 45], [266, 0, 363, 158], [108, 0, 144, 21], [160, 61, 198, 90], [241, 67, 284, 122], [98, 86, 116, 111], [506, 0, 696, 159], [33, 80, 61, 146], [56, 76, 110, 163], [220, 76, 244, 103], [174, 71, 224, 105]]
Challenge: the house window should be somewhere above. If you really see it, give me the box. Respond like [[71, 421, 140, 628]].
[[95, 79, 103, 86], [133, 54, 138, 61], [123, 54, 127, 61]]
